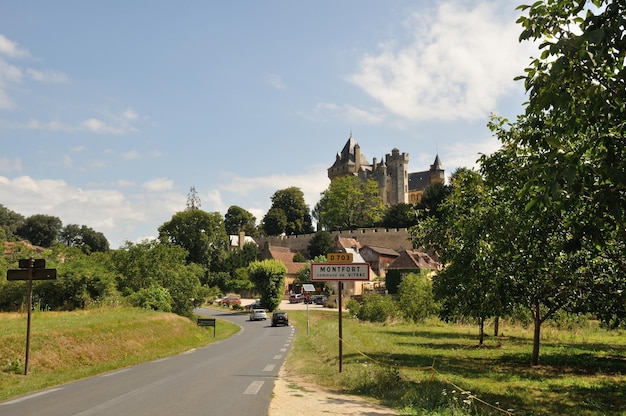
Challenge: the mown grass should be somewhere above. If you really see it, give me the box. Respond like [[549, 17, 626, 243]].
[[285, 310, 626, 416], [0, 307, 239, 401]]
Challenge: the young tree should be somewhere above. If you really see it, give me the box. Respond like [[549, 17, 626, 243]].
[[248, 259, 287, 312], [262, 187, 314, 236], [398, 271, 439, 324], [313, 176, 385, 230]]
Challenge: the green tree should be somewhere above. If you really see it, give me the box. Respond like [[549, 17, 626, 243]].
[[398, 271, 439, 324], [262, 187, 314, 236], [381, 203, 418, 228], [411, 169, 508, 344], [513, 0, 626, 246], [59, 224, 109, 253], [417, 179, 452, 220], [313, 176, 385, 230], [18, 214, 63, 247], [0, 204, 24, 241], [224, 205, 257, 236], [112, 240, 205, 316], [158, 209, 229, 269], [307, 230, 334, 258], [248, 259, 287, 312]]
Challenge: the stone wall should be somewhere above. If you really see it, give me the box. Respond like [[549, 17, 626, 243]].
[[253, 228, 414, 254]]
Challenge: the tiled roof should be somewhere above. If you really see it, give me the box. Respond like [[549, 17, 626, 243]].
[[387, 250, 441, 271]]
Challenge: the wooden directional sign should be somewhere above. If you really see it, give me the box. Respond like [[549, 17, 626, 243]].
[[310, 263, 370, 281], [326, 252, 353, 263], [18, 258, 46, 269], [7, 268, 57, 281]]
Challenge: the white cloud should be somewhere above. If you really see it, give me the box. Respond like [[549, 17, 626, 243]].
[[0, 34, 31, 59], [268, 74, 286, 90], [143, 177, 174, 192], [0, 157, 22, 173], [26, 68, 68, 83], [123, 108, 138, 120], [122, 150, 141, 160], [348, 1, 532, 121]]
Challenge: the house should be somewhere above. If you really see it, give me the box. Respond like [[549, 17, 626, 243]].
[[359, 245, 399, 278], [228, 231, 257, 251], [385, 249, 441, 294], [258, 242, 306, 296]]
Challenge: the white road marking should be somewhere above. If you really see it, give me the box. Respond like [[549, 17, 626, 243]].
[[99, 369, 131, 377], [274, 355, 283, 360], [1, 388, 63, 405], [263, 364, 275, 372], [244, 381, 264, 395]]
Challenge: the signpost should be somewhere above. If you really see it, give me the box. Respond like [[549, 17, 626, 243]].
[[6, 258, 58, 375], [311, 254, 371, 373]]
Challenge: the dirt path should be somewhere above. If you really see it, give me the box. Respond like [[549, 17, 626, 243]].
[[268, 367, 398, 416]]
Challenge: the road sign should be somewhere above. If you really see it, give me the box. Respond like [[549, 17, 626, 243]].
[[310, 263, 370, 281], [7, 268, 57, 281], [326, 252, 353, 263], [19, 258, 46, 269]]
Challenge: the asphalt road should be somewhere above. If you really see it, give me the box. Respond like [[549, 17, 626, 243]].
[[0, 307, 294, 416]]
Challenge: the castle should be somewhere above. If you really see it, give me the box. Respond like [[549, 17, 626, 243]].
[[327, 134, 444, 205]]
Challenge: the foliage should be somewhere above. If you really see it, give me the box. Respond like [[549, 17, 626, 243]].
[[292, 252, 306, 262], [416, 180, 451, 220], [186, 186, 201, 210], [17, 214, 63, 247], [158, 209, 229, 269], [355, 293, 398, 323], [59, 224, 110, 253], [380, 203, 419, 228], [397, 271, 439, 324], [313, 176, 386, 230], [248, 259, 287, 312], [128, 283, 173, 312], [0, 204, 24, 241], [261, 187, 314, 236], [112, 240, 205, 317], [307, 230, 334, 258], [513, 1, 626, 247], [224, 205, 257, 236]]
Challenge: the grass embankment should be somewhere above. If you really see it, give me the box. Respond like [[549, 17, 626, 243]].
[[0, 308, 239, 401], [285, 310, 626, 416]]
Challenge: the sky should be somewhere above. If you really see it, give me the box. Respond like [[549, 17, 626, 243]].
[[0, 1, 538, 249]]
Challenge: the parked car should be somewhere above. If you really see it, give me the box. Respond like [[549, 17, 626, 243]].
[[245, 300, 262, 310], [249, 309, 267, 321], [271, 311, 289, 327], [220, 297, 241, 307], [289, 294, 304, 303], [313, 295, 328, 305]]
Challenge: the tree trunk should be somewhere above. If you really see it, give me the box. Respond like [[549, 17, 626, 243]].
[[531, 306, 541, 366], [478, 317, 485, 345], [494, 316, 499, 337]]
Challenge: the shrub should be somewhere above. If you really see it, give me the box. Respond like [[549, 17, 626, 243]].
[[128, 284, 173, 312], [357, 293, 398, 323]]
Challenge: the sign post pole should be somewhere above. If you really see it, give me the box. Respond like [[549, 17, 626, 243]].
[[25, 261, 33, 375], [311, 255, 370, 374], [6, 258, 57, 375]]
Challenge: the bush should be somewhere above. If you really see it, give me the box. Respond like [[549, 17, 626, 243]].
[[128, 284, 173, 312], [346, 298, 361, 318], [357, 293, 398, 323]]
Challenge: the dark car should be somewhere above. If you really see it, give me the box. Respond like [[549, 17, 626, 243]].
[[313, 295, 328, 305], [271, 311, 289, 327]]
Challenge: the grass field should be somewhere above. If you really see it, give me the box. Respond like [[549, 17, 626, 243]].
[[1, 307, 625, 415], [284, 310, 626, 416], [0, 308, 239, 401]]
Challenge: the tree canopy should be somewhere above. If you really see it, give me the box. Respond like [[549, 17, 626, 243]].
[[261, 187, 313, 236], [224, 205, 257, 236], [313, 176, 385, 230], [17, 214, 63, 247]]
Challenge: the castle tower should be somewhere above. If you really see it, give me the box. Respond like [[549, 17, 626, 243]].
[[328, 133, 370, 181], [385, 148, 409, 205], [429, 154, 445, 185]]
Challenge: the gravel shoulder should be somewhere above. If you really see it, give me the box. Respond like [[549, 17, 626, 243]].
[[262, 299, 398, 415], [268, 366, 398, 416]]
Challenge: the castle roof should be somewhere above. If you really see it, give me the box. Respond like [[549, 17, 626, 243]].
[[431, 154, 443, 171], [329, 135, 370, 169]]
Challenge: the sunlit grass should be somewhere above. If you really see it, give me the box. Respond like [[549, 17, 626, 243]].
[[0, 307, 239, 401], [285, 310, 626, 415]]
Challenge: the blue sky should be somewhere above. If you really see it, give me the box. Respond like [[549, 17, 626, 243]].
[[0, 1, 536, 248]]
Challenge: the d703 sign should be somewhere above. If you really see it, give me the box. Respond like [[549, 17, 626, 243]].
[[310, 263, 370, 281]]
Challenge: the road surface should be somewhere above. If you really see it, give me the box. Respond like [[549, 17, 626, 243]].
[[0, 307, 294, 416]]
